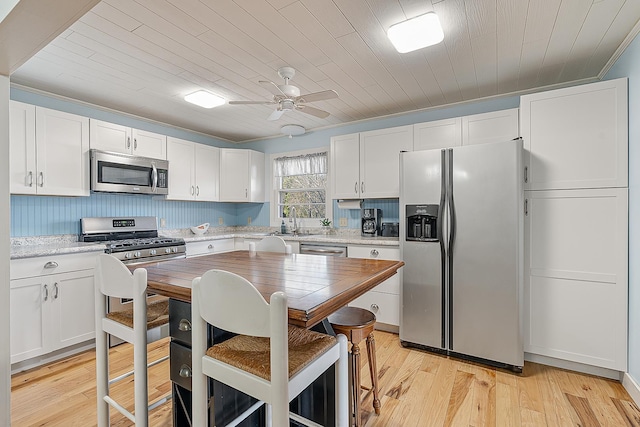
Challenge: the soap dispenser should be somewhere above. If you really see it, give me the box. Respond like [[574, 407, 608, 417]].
[[281, 220, 286, 234]]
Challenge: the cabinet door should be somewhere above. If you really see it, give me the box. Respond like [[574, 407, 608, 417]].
[[10, 277, 49, 363], [462, 108, 519, 145], [347, 246, 400, 294], [524, 188, 627, 370], [195, 144, 220, 201], [520, 78, 627, 190], [166, 137, 195, 201], [413, 117, 461, 151], [89, 119, 132, 154], [248, 150, 264, 202], [9, 101, 36, 194], [360, 125, 413, 198], [51, 270, 96, 349], [35, 107, 90, 196], [330, 133, 360, 199], [132, 128, 167, 160], [220, 149, 249, 202]]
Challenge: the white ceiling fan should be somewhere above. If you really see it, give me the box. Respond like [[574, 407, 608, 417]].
[[228, 66, 338, 121]]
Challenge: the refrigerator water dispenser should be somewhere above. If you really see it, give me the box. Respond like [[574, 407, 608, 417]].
[[406, 204, 438, 241]]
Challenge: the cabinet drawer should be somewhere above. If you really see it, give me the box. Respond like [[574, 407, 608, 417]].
[[169, 299, 192, 346], [170, 341, 192, 391], [348, 245, 400, 261], [11, 252, 98, 280], [349, 291, 399, 327], [186, 238, 234, 257]]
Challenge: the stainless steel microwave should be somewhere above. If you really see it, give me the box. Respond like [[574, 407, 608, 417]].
[[90, 149, 169, 195]]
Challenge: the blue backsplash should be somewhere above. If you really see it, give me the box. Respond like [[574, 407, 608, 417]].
[[11, 193, 397, 237], [332, 199, 400, 229]]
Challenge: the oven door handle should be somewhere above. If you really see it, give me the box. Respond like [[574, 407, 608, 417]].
[[151, 163, 158, 193]]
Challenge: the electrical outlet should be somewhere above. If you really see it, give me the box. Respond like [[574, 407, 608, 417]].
[[247, 216, 252, 225], [218, 217, 224, 225], [160, 218, 166, 228], [339, 217, 348, 227]]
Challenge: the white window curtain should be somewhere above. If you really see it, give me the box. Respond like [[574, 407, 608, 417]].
[[274, 152, 327, 177]]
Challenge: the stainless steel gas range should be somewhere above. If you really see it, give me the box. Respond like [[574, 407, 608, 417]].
[[80, 216, 186, 345]]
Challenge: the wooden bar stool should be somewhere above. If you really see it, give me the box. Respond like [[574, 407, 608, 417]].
[[328, 306, 380, 426]]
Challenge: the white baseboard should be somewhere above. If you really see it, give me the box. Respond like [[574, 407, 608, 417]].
[[525, 352, 623, 380], [11, 340, 95, 375], [623, 373, 640, 406]]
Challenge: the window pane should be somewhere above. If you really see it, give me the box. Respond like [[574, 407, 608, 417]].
[[274, 152, 327, 220], [280, 174, 326, 190]]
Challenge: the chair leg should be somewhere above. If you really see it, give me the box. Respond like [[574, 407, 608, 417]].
[[133, 337, 149, 426], [352, 341, 362, 427], [95, 329, 109, 427], [366, 333, 381, 415]]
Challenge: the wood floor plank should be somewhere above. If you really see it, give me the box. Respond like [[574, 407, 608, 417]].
[[11, 331, 640, 427]]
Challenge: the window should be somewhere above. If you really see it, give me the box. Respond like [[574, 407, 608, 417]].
[[274, 151, 327, 220]]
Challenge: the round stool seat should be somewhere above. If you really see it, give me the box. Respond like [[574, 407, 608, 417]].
[[328, 306, 381, 425]]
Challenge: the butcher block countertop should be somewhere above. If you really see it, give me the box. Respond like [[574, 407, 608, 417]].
[[130, 250, 404, 329]]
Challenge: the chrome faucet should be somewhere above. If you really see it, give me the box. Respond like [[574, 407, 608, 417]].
[[291, 206, 298, 235]]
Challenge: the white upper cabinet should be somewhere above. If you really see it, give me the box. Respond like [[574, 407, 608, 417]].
[[89, 119, 167, 160], [462, 108, 519, 146], [10, 102, 90, 197], [330, 133, 360, 199], [413, 109, 519, 151], [166, 137, 219, 202], [219, 149, 264, 202], [413, 117, 461, 151], [520, 78, 628, 190], [331, 126, 413, 199]]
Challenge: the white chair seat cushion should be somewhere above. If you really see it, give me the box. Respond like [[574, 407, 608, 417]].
[[105, 298, 169, 329], [206, 326, 336, 381]]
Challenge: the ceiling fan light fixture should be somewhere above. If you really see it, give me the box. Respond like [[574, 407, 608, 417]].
[[281, 124, 305, 138], [387, 12, 444, 53], [184, 90, 225, 108]]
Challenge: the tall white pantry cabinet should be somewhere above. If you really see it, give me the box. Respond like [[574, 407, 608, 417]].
[[520, 78, 628, 372]]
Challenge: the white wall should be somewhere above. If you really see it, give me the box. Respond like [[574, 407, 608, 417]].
[[0, 74, 11, 425], [605, 32, 640, 394]]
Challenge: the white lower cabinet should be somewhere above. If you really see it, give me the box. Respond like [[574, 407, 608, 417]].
[[10, 253, 98, 364], [186, 238, 235, 257], [524, 188, 628, 370], [347, 245, 401, 329]]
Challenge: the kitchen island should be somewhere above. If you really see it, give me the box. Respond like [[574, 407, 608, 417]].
[[132, 250, 404, 426]]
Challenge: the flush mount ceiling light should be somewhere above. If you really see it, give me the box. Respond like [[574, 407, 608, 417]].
[[280, 124, 305, 138], [184, 90, 225, 108], [387, 12, 444, 53]]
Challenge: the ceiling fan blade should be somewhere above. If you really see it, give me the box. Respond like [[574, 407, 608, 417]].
[[297, 89, 338, 103], [267, 109, 285, 121], [228, 100, 276, 105], [296, 104, 330, 119], [259, 80, 285, 96]]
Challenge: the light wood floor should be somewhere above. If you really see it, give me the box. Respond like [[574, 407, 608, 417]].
[[10, 331, 640, 426]]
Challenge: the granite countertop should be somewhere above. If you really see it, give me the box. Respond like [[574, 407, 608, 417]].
[[10, 227, 399, 259]]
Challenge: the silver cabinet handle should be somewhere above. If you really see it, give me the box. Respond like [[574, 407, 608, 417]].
[[44, 261, 58, 269], [355, 181, 358, 194], [179, 364, 192, 378], [207, 244, 213, 250], [134, 138, 137, 150], [190, 186, 195, 195], [28, 171, 33, 187], [525, 199, 529, 216], [245, 188, 248, 198], [196, 186, 199, 196], [39, 172, 44, 187], [370, 249, 379, 257], [178, 318, 192, 332], [524, 166, 528, 183], [371, 303, 379, 312], [43, 284, 49, 302], [53, 282, 59, 300], [127, 136, 131, 149], [361, 182, 365, 193]]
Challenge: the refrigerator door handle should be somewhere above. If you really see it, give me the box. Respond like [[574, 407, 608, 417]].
[[448, 148, 456, 255], [438, 149, 447, 349]]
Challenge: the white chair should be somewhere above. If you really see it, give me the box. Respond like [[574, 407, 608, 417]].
[[192, 269, 349, 427], [94, 254, 170, 426], [254, 235, 292, 254]]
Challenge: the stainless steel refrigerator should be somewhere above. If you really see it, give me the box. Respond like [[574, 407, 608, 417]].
[[399, 139, 524, 370]]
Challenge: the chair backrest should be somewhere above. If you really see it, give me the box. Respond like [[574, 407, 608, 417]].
[[255, 236, 289, 253], [95, 253, 147, 300], [193, 269, 287, 338]]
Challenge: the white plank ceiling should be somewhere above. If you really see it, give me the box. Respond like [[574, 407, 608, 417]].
[[10, 0, 640, 143]]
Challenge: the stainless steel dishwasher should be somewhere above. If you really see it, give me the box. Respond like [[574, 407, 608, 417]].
[[299, 242, 347, 257]]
